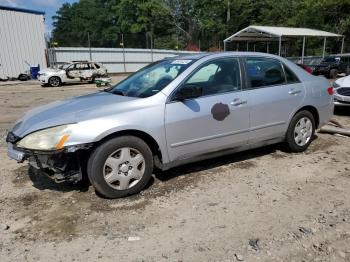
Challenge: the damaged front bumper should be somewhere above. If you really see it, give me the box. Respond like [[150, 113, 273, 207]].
[[7, 142, 92, 183]]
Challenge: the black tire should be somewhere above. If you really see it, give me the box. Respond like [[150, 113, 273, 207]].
[[18, 74, 30, 81], [285, 110, 315, 153], [87, 136, 153, 198], [48, 76, 61, 87], [329, 69, 338, 79]]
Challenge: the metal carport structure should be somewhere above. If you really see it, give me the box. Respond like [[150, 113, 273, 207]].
[[223, 26, 344, 63]]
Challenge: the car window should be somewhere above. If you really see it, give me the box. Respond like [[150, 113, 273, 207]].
[[246, 57, 285, 88], [73, 63, 81, 69], [81, 63, 90, 70], [283, 64, 300, 84], [66, 64, 74, 70], [108, 59, 195, 98], [187, 64, 218, 84], [322, 57, 336, 63], [60, 63, 71, 70], [74, 63, 89, 70], [182, 57, 241, 96]]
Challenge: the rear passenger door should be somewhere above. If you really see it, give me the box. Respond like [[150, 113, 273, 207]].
[[244, 57, 304, 144]]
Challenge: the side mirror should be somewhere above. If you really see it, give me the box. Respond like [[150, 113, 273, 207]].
[[173, 84, 202, 101]]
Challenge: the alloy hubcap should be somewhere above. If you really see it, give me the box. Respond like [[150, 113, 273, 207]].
[[50, 78, 59, 86], [103, 147, 145, 190], [294, 117, 313, 146]]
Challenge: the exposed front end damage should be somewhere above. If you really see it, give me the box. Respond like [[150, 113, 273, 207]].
[[7, 138, 92, 184], [28, 151, 83, 183]]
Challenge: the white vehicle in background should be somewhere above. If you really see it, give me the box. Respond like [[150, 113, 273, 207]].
[[333, 75, 350, 106], [37, 61, 107, 87]]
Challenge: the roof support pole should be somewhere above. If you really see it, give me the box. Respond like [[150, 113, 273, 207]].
[[87, 31, 92, 61], [246, 41, 249, 51], [341, 37, 345, 54], [322, 37, 327, 58], [301, 36, 306, 64], [278, 36, 282, 56], [266, 42, 269, 53], [223, 41, 227, 51]]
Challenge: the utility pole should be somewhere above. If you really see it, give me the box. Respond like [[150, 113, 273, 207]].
[[150, 33, 154, 62], [121, 34, 126, 73], [87, 31, 92, 61]]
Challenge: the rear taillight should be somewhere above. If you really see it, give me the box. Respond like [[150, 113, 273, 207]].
[[327, 87, 334, 95]]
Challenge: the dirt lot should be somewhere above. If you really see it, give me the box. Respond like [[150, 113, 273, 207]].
[[0, 79, 349, 262]]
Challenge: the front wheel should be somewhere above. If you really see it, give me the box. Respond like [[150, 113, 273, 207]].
[[87, 136, 153, 198], [48, 76, 61, 87], [285, 111, 315, 152]]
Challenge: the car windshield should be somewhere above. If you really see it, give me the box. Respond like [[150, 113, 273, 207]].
[[322, 57, 338, 63], [106, 59, 194, 98], [59, 63, 71, 70]]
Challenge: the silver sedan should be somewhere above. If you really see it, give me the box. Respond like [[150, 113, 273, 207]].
[[7, 52, 334, 198]]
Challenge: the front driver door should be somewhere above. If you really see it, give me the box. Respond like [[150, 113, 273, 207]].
[[165, 57, 251, 162]]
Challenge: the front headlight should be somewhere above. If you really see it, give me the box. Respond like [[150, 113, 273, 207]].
[[333, 81, 340, 89], [17, 124, 74, 151]]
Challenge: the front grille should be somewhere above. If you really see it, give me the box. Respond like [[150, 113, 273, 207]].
[[337, 88, 350, 97]]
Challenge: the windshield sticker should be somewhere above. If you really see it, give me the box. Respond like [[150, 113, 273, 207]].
[[171, 60, 192, 65]]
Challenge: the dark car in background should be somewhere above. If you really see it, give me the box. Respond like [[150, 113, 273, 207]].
[[313, 55, 350, 79]]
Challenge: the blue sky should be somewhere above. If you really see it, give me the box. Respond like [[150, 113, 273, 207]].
[[0, 0, 78, 32]]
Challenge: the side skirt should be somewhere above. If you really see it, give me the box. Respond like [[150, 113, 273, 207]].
[[159, 137, 284, 171]]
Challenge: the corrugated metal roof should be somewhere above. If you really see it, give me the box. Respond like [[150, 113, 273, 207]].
[[0, 5, 45, 15], [225, 25, 343, 42]]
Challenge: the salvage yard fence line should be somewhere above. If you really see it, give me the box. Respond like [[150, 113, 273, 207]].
[[47, 47, 198, 74], [48, 47, 345, 74]]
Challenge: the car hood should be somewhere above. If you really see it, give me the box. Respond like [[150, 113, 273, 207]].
[[335, 75, 350, 88], [12, 92, 138, 137]]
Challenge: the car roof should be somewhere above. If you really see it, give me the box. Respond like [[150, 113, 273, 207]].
[[170, 51, 286, 61]]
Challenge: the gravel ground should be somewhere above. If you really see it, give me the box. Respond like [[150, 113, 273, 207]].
[[0, 79, 349, 262]]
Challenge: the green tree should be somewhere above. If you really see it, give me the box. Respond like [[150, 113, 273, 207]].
[[51, 0, 349, 53]]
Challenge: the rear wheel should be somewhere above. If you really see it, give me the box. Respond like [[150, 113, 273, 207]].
[[48, 76, 61, 87], [285, 110, 315, 152], [87, 136, 153, 198]]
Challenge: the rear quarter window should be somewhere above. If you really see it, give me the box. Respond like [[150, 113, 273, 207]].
[[283, 64, 300, 84]]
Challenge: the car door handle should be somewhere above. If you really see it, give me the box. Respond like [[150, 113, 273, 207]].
[[230, 99, 248, 106], [289, 89, 302, 95]]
